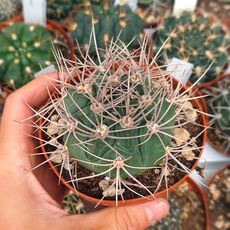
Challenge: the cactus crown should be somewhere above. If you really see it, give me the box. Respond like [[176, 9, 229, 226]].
[[0, 23, 54, 89], [0, 0, 19, 22], [33, 36, 205, 204], [154, 11, 229, 84], [71, 0, 144, 52], [47, 0, 74, 20]]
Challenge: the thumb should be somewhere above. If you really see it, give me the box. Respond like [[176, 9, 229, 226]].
[[64, 198, 169, 230]]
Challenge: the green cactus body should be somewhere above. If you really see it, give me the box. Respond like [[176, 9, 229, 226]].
[[0, 0, 19, 22], [47, 0, 74, 20], [208, 77, 230, 136], [63, 68, 176, 178], [71, 2, 144, 52], [0, 23, 54, 89], [154, 11, 229, 84]]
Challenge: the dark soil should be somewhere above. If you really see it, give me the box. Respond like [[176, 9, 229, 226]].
[[207, 166, 230, 230], [152, 181, 206, 230], [46, 116, 203, 201]]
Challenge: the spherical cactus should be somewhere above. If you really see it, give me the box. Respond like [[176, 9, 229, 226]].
[[47, 0, 74, 20], [205, 76, 230, 154], [0, 23, 55, 89], [154, 11, 229, 84], [71, 1, 144, 52], [0, 0, 19, 22], [34, 37, 206, 204]]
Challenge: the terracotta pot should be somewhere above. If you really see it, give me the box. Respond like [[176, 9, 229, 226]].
[[185, 177, 209, 230], [0, 15, 75, 61], [201, 74, 230, 155], [205, 164, 230, 230], [38, 68, 207, 207]]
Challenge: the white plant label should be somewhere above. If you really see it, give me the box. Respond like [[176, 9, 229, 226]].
[[114, 0, 138, 11], [34, 65, 57, 78], [166, 57, 193, 84], [173, 0, 198, 15], [22, 0, 46, 26]]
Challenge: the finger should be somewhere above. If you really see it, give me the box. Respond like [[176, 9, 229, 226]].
[[0, 73, 60, 167], [62, 199, 169, 230], [0, 73, 60, 142]]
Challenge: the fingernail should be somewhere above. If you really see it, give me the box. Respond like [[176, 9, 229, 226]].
[[144, 199, 169, 225]]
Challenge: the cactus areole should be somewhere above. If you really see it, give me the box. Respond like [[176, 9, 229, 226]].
[[63, 67, 176, 178], [0, 23, 54, 89]]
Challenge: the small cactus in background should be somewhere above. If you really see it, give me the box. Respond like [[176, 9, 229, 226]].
[[33, 36, 206, 205], [205, 76, 230, 154], [71, 0, 144, 52], [47, 0, 74, 20], [0, 23, 54, 89], [136, 0, 173, 26], [154, 11, 229, 84], [0, 0, 19, 22], [62, 191, 86, 215]]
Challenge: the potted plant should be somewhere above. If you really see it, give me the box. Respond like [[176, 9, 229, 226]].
[[148, 177, 208, 229], [70, 0, 144, 53], [33, 38, 207, 207], [153, 11, 229, 87], [0, 15, 74, 90], [206, 164, 230, 230], [202, 74, 230, 155], [0, 0, 20, 22], [198, 0, 230, 26]]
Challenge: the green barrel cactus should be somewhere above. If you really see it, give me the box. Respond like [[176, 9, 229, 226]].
[[37, 37, 205, 203], [0, 0, 19, 22], [63, 69, 175, 178], [0, 23, 55, 89], [71, 0, 144, 52], [154, 11, 229, 84], [47, 0, 74, 20]]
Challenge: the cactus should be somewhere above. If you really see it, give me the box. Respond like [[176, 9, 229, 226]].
[[205, 76, 230, 153], [71, 0, 144, 52], [0, 0, 19, 22], [47, 0, 75, 20], [154, 11, 229, 84], [33, 36, 205, 205], [0, 23, 55, 89], [62, 191, 86, 215]]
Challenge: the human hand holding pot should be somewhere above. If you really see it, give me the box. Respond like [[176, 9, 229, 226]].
[[0, 74, 169, 230]]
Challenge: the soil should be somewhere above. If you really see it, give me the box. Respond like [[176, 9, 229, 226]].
[[198, 0, 230, 20], [152, 181, 206, 230], [207, 166, 230, 230], [46, 116, 203, 201], [205, 76, 230, 155]]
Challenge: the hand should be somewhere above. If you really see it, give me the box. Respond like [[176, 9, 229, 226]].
[[0, 74, 169, 230]]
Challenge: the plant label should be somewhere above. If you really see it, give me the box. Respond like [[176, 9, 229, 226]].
[[22, 0, 46, 26], [34, 65, 57, 78], [173, 0, 198, 15], [166, 57, 193, 84]]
